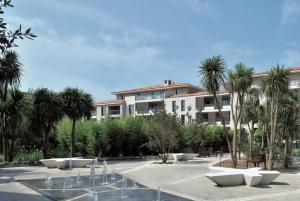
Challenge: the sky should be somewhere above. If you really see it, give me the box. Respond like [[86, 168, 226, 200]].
[[5, 0, 300, 100]]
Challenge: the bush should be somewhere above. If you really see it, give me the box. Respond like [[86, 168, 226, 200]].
[[87, 122, 110, 157], [293, 149, 300, 156], [13, 150, 42, 164], [0, 154, 4, 163]]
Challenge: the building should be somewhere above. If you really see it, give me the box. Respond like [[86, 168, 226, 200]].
[[92, 80, 232, 127]]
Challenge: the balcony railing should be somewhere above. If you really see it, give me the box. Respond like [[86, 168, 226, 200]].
[[135, 94, 164, 101], [108, 110, 120, 115]]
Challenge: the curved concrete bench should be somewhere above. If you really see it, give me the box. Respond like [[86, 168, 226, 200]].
[[40, 158, 94, 169], [172, 153, 198, 161], [244, 172, 263, 187], [40, 159, 58, 168], [206, 172, 245, 186], [206, 168, 280, 187], [257, 171, 280, 185]]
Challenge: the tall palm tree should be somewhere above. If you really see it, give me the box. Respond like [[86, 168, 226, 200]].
[[261, 65, 290, 170], [278, 90, 299, 168], [199, 55, 236, 167], [0, 50, 22, 161], [242, 88, 260, 155], [5, 88, 25, 161], [227, 63, 253, 163], [32, 88, 64, 158], [60, 87, 94, 157]]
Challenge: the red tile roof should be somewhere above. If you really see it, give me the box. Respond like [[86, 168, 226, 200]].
[[253, 66, 300, 78], [167, 89, 229, 98], [112, 83, 201, 95], [95, 100, 125, 105]]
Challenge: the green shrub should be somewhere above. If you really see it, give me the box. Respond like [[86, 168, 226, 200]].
[[0, 154, 4, 163], [293, 149, 300, 156], [13, 150, 42, 164]]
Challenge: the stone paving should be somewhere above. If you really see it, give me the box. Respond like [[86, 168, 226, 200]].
[[0, 157, 299, 201]]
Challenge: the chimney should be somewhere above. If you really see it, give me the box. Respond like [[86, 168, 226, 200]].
[[164, 80, 173, 85]]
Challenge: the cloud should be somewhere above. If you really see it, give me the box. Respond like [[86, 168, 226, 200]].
[[210, 41, 257, 67], [280, 49, 300, 66], [5, 11, 180, 100], [171, 0, 219, 18], [280, 0, 300, 25]]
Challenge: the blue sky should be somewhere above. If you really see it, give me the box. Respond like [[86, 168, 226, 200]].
[[5, 0, 300, 100]]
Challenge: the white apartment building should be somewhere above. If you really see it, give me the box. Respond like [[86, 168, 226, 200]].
[[92, 80, 232, 127]]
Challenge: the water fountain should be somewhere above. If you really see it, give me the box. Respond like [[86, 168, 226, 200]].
[[132, 181, 138, 188], [45, 174, 52, 189], [111, 169, 116, 180], [156, 186, 161, 201], [89, 160, 98, 201], [76, 171, 81, 184], [101, 160, 108, 185], [121, 176, 128, 199]]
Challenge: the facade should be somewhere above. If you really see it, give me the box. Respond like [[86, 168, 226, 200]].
[[92, 80, 233, 127], [93, 67, 300, 128]]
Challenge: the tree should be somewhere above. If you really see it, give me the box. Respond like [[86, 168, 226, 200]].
[[32, 88, 64, 158], [242, 88, 259, 155], [227, 63, 253, 163], [1, 88, 26, 161], [199, 55, 236, 167], [261, 65, 290, 170], [0, 50, 22, 161], [277, 90, 299, 168], [60, 87, 94, 157], [144, 110, 180, 163], [0, 0, 36, 162]]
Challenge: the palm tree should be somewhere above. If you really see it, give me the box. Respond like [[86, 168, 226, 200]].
[[278, 90, 299, 168], [199, 55, 236, 167], [242, 88, 260, 155], [227, 63, 253, 163], [0, 50, 22, 161], [5, 88, 25, 161], [60, 87, 94, 157], [32, 88, 64, 158], [261, 65, 290, 170]]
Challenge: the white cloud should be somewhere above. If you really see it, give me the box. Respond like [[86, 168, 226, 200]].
[[280, 49, 300, 66], [6, 13, 179, 100], [210, 41, 257, 67], [171, 0, 219, 18], [280, 0, 300, 25]]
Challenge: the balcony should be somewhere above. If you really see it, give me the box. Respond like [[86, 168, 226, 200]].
[[108, 105, 121, 116], [135, 93, 164, 101]]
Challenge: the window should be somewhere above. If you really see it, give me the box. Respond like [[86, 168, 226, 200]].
[[101, 107, 104, 116], [202, 113, 208, 122], [128, 104, 134, 115], [175, 89, 178, 95], [172, 101, 176, 112], [216, 113, 221, 122], [204, 97, 214, 107], [181, 100, 185, 111], [222, 96, 230, 106], [181, 115, 185, 124]]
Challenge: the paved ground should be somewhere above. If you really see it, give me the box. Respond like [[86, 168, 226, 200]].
[[0, 156, 300, 201]]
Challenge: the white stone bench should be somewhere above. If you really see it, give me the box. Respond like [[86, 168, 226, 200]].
[[40, 158, 94, 169], [205, 172, 245, 186], [206, 168, 280, 187], [172, 153, 198, 161], [244, 172, 262, 187], [257, 171, 280, 185]]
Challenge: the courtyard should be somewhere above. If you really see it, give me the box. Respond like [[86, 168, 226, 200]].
[[1, 156, 300, 201]]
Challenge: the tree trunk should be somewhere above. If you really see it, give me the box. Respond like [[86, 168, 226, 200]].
[[70, 119, 76, 157], [247, 123, 253, 157], [214, 93, 236, 168], [2, 82, 9, 161], [43, 128, 50, 159]]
